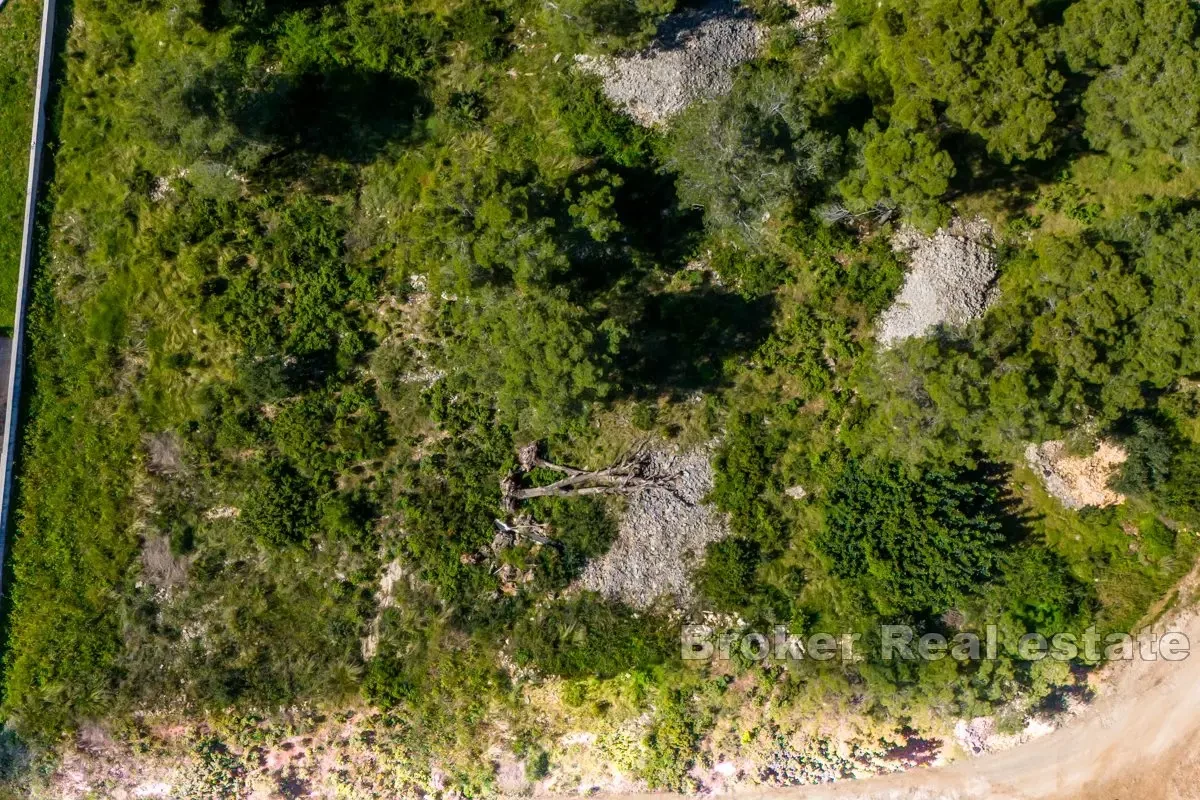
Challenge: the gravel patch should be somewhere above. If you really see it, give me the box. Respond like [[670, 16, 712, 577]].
[[575, 2, 765, 127], [877, 221, 998, 347], [578, 448, 731, 608], [1025, 440, 1128, 510]]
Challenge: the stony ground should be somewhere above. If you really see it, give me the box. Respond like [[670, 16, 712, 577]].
[[577, 447, 731, 609], [575, 2, 764, 127], [877, 220, 997, 347], [1025, 439, 1128, 510]]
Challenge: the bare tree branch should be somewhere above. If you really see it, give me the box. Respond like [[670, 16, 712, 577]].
[[501, 444, 678, 512], [494, 517, 556, 547]]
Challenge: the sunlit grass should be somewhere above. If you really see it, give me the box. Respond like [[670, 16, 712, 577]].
[[0, 0, 40, 333]]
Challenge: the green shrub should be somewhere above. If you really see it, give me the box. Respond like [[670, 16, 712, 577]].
[[710, 413, 787, 551], [1162, 446, 1200, 525], [510, 594, 675, 678], [817, 460, 1010, 616], [1112, 416, 1174, 496], [242, 461, 320, 547], [694, 538, 762, 613], [553, 75, 655, 167], [708, 245, 790, 297], [640, 690, 702, 792]]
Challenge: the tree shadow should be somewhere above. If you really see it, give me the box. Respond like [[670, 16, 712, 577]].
[[968, 459, 1039, 547], [615, 286, 775, 396], [612, 166, 705, 267], [199, 0, 336, 32], [234, 69, 428, 168], [175, 61, 428, 177], [652, 0, 754, 54], [543, 164, 704, 298], [941, 81, 1094, 202], [276, 764, 313, 800]]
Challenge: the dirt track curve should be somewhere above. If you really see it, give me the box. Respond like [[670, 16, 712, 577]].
[[598, 569, 1200, 800]]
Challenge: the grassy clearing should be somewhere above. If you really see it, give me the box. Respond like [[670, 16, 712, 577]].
[[0, 0, 40, 334]]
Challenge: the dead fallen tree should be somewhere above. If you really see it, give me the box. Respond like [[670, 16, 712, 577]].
[[500, 442, 679, 514]]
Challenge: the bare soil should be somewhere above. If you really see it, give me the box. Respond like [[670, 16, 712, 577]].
[[1026, 439, 1128, 510]]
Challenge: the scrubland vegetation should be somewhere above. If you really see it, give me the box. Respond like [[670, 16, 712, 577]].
[[2, 0, 1200, 793]]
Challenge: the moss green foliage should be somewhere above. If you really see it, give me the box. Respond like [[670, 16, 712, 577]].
[[394, 399, 512, 616], [510, 594, 675, 678], [3, 0, 1200, 788], [1064, 0, 1200, 162], [817, 461, 1009, 615], [0, 0, 40, 333], [840, 121, 955, 228]]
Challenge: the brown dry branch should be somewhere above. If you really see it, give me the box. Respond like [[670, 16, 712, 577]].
[[501, 443, 681, 513], [501, 445, 678, 515]]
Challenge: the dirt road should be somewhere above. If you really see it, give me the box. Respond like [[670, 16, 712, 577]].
[[601, 574, 1200, 800]]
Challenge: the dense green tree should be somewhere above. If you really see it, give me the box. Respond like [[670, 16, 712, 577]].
[[996, 237, 1149, 424], [839, 121, 955, 228], [1130, 212, 1200, 380], [667, 63, 839, 245], [990, 215, 1200, 426], [1161, 446, 1200, 525], [816, 460, 1009, 615], [394, 155, 578, 292], [273, 1, 445, 77], [395, 407, 512, 617], [883, 0, 1064, 161], [271, 386, 389, 482], [830, 0, 1064, 162], [441, 291, 616, 432], [1112, 416, 1175, 496], [1064, 0, 1200, 162]]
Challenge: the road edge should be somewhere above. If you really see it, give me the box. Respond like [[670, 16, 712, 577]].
[[0, 0, 56, 596]]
